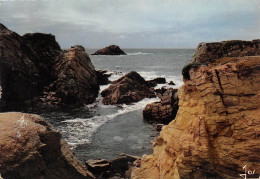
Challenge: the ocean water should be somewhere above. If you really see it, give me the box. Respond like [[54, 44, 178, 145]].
[[43, 48, 194, 161]]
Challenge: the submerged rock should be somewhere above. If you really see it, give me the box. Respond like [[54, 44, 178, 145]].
[[131, 41, 260, 179], [101, 71, 155, 105], [92, 45, 126, 55], [143, 88, 178, 124], [0, 112, 94, 179]]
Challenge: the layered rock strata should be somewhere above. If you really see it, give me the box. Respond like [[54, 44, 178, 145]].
[[131, 41, 260, 179], [0, 112, 94, 179]]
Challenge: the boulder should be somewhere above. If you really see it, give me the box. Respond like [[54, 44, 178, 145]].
[[0, 112, 94, 179], [92, 45, 126, 55], [96, 70, 111, 85], [132, 41, 260, 179], [101, 71, 155, 105], [49, 45, 99, 106], [143, 88, 178, 124], [168, 81, 175, 85], [147, 77, 166, 87]]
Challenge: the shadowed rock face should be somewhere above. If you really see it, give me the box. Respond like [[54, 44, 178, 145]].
[[0, 112, 94, 179], [131, 41, 260, 179], [49, 45, 99, 106], [0, 24, 99, 110], [92, 45, 126, 55], [101, 71, 155, 105]]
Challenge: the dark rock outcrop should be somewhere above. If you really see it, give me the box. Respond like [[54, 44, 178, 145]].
[[92, 45, 126, 55], [101, 71, 155, 105], [147, 77, 166, 87], [45, 45, 99, 106], [0, 112, 94, 179], [96, 70, 111, 85], [191, 39, 260, 64], [0, 24, 100, 111], [143, 88, 178, 124], [86, 154, 139, 179]]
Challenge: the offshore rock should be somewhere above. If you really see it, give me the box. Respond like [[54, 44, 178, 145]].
[[101, 71, 155, 105], [92, 45, 126, 55], [96, 70, 111, 85], [0, 112, 94, 179], [147, 77, 166, 87], [131, 42, 260, 178], [143, 88, 178, 124], [49, 45, 99, 106]]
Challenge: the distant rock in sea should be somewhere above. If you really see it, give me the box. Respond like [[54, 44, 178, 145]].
[[131, 40, 260, 179], [0, 112, 94, 179], [92, 45, 126, 55], [101, 71, 155, 105]]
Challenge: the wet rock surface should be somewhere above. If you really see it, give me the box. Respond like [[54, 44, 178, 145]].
[[0, 112, 94, 179], [92, 45, 126, 55], [101, 71, 156, 105], [147, 77, 166, 87], [143, 88, 179, 124]]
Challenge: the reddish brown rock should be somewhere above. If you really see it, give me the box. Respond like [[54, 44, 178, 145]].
[[0, 112, 94, 179], [132, 41, 260, 179], [92, 45, 126, 55], [143, 88, 178, 124], [101, 71, 155, 105]]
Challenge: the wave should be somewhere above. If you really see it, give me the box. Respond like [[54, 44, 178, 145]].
[[127, 52, 152, 55], [59, 97, 160, 148]]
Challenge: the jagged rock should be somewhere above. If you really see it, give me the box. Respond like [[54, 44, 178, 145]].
[[0, 112, 94, 179], [143, 88, 178, 124], [147, 77, 166, 87], [101, 71, 155, 105], [0, 24, 42, 110], [96, 70, 111, 85], [92, 45, 126, 55], [191, 39, 260, 64], [131, 41, 260, 179], [86, 159, 110, 174], [49, 45, 99, 106]]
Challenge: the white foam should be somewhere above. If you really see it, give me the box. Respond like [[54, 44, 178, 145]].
[[59, 97, 160, 148], [127, 52, 151, 55]]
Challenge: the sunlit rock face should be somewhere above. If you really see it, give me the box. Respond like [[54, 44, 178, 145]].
[[0, 112, 95, 179], [131, 40, 260, 179]]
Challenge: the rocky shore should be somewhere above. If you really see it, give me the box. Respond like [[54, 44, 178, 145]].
[[131, 40, 260, 179]]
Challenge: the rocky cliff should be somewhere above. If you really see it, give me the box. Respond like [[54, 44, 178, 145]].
[[0, 112, 94, 179], [131, 40, 260, 179]]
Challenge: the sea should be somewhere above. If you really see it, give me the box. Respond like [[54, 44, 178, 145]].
[[42, 48, 194, 161]]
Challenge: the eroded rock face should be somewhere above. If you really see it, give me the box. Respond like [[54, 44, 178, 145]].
[[92, 45, 126, 55], [101, 71, 155, 105], [143, 88, 178, 124], [49, 45, 99, 106], [0, 112, 94, 179], [191, 39, 260, 64], [132, 44, 260, 178]]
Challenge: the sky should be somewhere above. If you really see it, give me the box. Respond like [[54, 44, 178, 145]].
[[0, 0, 259, 48]]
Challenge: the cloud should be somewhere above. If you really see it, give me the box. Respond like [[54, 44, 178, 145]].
[[0, 0, 259, 48]]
